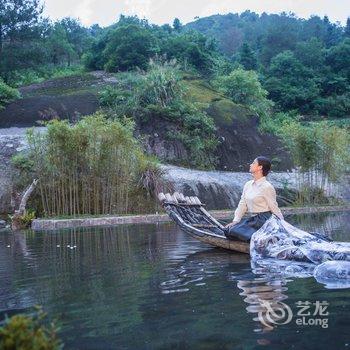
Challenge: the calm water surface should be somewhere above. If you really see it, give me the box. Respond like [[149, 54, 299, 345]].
[[0, 211, 349, 349]]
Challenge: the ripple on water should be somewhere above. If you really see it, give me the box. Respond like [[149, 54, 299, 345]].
[[0, 213, 349, 349]]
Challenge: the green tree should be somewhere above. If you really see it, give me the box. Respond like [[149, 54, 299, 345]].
[[0, 78, 20, 108], [160, 31, 214, 74], [345, 17, 350, 38], [264, 50, 320, 112], [260, 14, 299, 64], [46, 23, 75, 65], [323, 15, 343, 48], [294, 37, 325, 70], [0, 0, 43, 54], [58, 17, 91, 58], [0, 0, 43, 79], [173, 18, 182, 32], [237, 42, 258, 70], [325, 38, 350, 80], [103, 24, 158, 71], [214, 68, 273, 118]]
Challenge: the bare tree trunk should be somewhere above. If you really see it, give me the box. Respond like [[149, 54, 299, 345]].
[[11, 179, 38, 230], [18, 179, 38, 214]]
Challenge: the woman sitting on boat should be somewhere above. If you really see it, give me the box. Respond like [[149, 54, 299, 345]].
[[224, 156, 284, 241]]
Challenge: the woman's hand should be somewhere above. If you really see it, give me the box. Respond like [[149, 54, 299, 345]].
[[225, 220, 239, 228]]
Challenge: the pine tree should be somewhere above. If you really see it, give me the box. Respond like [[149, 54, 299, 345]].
[[173, 18, 182, 32], [345, 17, 350, 38], [238, 42, 258, 70]]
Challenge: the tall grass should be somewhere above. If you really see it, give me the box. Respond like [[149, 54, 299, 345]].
[[279, 120, 349, 204], [26, 112, 164, 217]]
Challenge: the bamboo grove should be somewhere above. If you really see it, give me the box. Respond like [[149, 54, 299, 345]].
[[25, 112, 161, 217], [279, 120, 350, 204]]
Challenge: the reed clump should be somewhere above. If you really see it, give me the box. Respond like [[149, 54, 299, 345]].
[[24, 112, 165, 217]]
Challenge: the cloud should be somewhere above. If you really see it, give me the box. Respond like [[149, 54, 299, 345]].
[[76, 0, 95, 24], [125, 0, 152, 18], [42, 0, 349, 27]]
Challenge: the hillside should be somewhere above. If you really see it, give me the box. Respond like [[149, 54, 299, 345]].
[[0, 72, 292, 171], [185, 11, 346, 58]]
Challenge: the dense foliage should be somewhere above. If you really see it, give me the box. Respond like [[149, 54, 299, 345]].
[[213, 68, 273, 118], [0, 306, 62, 350], [19, 113, 166, 217], [82, 15, 219, 76], [263, 117, 350, 204], [1, 3, 349, 119], [0, 78, 20, 109], [188, 12, 350, 118], [1, 1, 349, 202], [99, 59, 219, 168]]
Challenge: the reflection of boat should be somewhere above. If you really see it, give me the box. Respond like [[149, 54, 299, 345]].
[[160, 248, 250, 294], [158, 192, 250, 254], [161, 247, 291, 334]]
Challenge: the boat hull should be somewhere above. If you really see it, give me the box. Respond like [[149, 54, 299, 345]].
[[167, 205, 250, 254], [158, 192, 250, 254], [184, 230, 250, 253]]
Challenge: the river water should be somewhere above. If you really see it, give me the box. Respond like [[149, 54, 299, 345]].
[[0, 211, 349, 349]]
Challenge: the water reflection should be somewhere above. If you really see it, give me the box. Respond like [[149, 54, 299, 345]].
[[0, 211, 349, 349], [234, 259, 315, 334], [236, 276, 288, 333], [159, 210, 350, 339], [286, 210, 350, 241], [160, 250, 249, 294], [160, 248, 292, 335]]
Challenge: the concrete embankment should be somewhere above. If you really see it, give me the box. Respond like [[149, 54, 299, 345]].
[[31, 205, 350, 231]]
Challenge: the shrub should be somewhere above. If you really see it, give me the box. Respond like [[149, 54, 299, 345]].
[[278, 120, 349, 204], [7, 65, 85, 87], [99, 60, 219, 169], [137, 57, 183, 108], [0, 306, 62, 350], [0, 79, 20, 109], [25, 112, 162, 216], [213, 68, 273, 118]]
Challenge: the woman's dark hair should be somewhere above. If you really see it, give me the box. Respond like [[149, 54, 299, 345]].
[[256, 156, 271, 176]]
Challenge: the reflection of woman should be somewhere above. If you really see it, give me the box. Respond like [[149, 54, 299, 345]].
[[237, 276, 289, 334], [224, 156, 284, 241]]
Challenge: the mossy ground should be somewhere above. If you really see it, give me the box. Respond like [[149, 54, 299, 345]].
[[20, 72, 115, 98], [182, 76, 251, 126]]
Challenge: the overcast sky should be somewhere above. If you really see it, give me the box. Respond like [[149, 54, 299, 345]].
[[42, 0, 349, 27]]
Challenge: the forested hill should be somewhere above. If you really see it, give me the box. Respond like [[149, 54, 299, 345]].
[[0, 3, 349, 173], [185, 11, 346, 58], [1, 6, 349, 121], [185, 11, 350, 118]]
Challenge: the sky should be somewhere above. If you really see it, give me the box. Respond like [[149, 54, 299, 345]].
[[42, 0, 349, 27]]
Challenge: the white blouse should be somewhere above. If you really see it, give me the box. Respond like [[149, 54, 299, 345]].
[[233, 176, 284, 222]]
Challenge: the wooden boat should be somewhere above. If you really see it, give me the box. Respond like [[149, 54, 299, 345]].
[[158, 192, 250, 254]]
